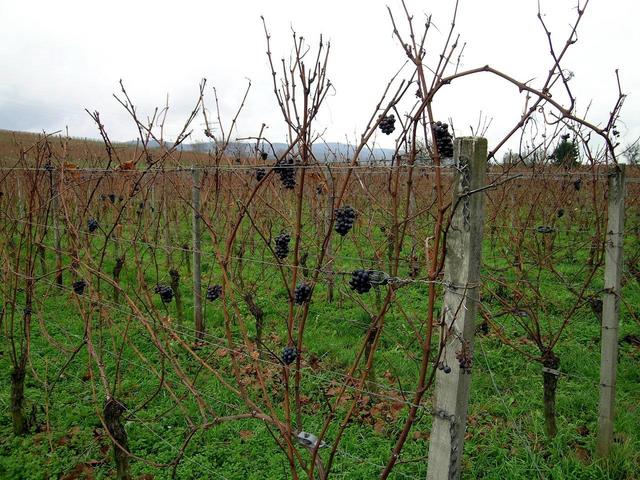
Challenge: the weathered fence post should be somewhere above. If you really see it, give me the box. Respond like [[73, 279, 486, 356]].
[[51, 169, 64, 286], [427, 137, 487, 480], [597, 165, 626, 457], [192, 168, 204, 341], [324, 165, 335, 302]]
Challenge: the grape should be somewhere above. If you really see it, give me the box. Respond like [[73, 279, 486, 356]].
[[282, 346, 298, 365], [154, 284, 174, 303], [276, 159, 296, 189], [72, 279, 87, 295], [433, 121, 454, 158], [334, 206, 357, 236], [294, 283, 312, 305], [349, 269, 372, 294], [87, 218, 99, 233], [275, 233, 291, 260], [573, 178, 582, 191], [206, 284, 223, 302], [378, 114, 396, 135]]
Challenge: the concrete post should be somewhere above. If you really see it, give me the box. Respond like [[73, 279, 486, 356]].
[[427, 137, 487, 480], [597, 165, 626, 457], [192, 169, 204, 341]]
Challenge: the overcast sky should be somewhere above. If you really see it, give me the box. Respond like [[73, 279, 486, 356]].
[[1, 0, 638, 156]]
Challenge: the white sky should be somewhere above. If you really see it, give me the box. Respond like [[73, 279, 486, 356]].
[[1, 0, 638, 156]]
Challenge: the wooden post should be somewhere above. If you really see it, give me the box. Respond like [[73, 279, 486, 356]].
[[192, 169, 204, 341], [324, 165, 335, 302], [427, 137, 487, 480], [51, 170, 64, 286], [597, 165, 626, 457]]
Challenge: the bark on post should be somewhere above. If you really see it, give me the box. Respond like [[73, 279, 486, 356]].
[[597, 165, 626, 457], [427, 137, 487, 480]]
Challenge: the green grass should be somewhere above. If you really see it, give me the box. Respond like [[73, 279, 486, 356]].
[[1, 213, 639, 479]]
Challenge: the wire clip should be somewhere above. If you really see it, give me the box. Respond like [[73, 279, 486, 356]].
[[296, 431, 327, 449]]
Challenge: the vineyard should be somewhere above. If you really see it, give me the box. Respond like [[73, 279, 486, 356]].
[[2, 2, 640, 480]]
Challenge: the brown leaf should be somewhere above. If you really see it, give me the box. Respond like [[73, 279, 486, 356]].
[[574, 445, 590, 464], [390, 402, 405, 416], [239, 430, 254, 441], [309, 355, 322, 371], [412, 431, 430, 441], [56, 426, 81, 446], [576, 425, 589, 437], [370, 403, 384, 418], [60, 463, 94, 480], [117, 161, 135, 170], [373, 419, 386, 434], [325, 386, 341, 397]]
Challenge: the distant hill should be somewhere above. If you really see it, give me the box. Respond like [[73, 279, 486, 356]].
[[126, 139, 397, 162]]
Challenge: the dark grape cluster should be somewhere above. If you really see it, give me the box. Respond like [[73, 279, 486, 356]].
[[282, 346, 298, 366], [294, 283, 312, 305], [456, 348, 472, 374], [275, 233, 291, 260], [557, 208, 565, 218], [154, 284, 174, 303], [378, 114, 396, 135], [433, 121, 454, 158], [334, 206, 357, 236], [256, 168, 266, 182], [206, 284, 222, 302], [276, 160, 296, 189], [260, 151, 268, 160], [136, 202, 147, 215], [72, 279, 87, 295], [437, 361, 452, 374], [87, 218, 99, 233], [573, 178, 582, 191], [114, 257, 125, 278], [108, 193, 116, 204], [349, 269, 372, 294]]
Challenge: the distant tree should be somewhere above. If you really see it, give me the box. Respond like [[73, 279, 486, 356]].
[[501, 148, 546, 167], [550, 133, 579, 168], [623, 141, 640, 165], [502, 149, 519, 166]]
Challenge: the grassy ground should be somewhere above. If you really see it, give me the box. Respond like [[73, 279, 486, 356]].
[[1, 228, 639, 480]]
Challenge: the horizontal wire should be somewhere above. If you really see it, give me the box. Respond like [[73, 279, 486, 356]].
[[21, 274, 433, 410]]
